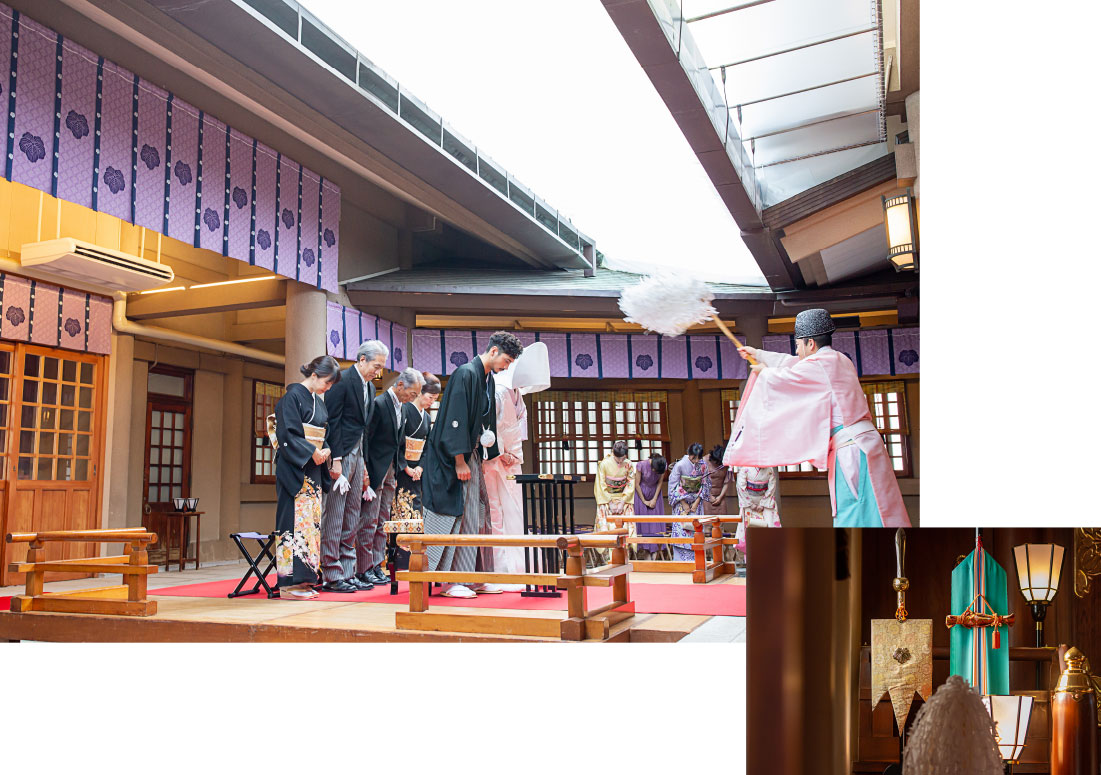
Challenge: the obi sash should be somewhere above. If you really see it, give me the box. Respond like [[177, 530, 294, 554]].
[[405, 436, 425, 462], [680, 474, 702, 494], [745, 478, 768, 494], [604, 473, 629, 495]]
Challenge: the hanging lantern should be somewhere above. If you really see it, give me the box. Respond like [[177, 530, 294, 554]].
[[882, 188, 918, 272], [982, 694, 1034, 764]]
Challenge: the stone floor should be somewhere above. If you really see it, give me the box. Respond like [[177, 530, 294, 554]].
[[1, 559, 746, 643]]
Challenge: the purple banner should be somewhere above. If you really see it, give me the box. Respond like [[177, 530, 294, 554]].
[[540, 333, 568, 378], [86, 295, 111, 354], [0, 3, 340, 291], [97, 61, 134, 222], [252, 142, 277, 272], [893, 327, 919, 375], [761, 334, 793, 356], [29, 282, 59, 346], [166, 99, 199, 244], [275, 155, 300, 280], [443, 330, 475, 375], [717, 334, 748, 380], [601, 334, 630, 378], [629, 334, 659, 377], [0, 272, 112, 353], [59, 287, 86, 350], [198, 113, 227, 254], [832, 331, 858, 368], [688, 336, 718, 379], [660, 336, 688, 379], [568, 333, 598, 377], [299, 171, 321, 287], [134, 80, 168, 233], [57, 40, 97, 209], [858, 330, 890, 376], [320, 181, 340, 292], [10, 14, 54, 194], [391, 324, 408, 372], [325, 301, 343, 358], [412, 328, 443, 375]]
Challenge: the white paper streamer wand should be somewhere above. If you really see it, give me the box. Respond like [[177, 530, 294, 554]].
[[617, 275, 756, 364]]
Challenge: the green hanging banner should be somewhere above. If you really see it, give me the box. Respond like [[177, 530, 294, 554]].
[[948, 535, 1012, 696]]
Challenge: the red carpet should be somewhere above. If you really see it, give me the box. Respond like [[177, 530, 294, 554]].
[[150, 576, 745, 617]]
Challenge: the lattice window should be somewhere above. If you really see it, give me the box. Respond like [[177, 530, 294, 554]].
[[252, 381, 283, 484], [863, 381, 912, 476], [16, 351, 97, 481], [533, 390, 669, 476], [720, 387, 741, 442]]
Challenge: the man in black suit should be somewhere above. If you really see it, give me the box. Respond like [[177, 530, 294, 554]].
[[355, 367, 424, 586], [318, 340, 387, 593]]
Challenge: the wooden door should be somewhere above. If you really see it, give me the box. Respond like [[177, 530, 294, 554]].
[[0, 343, 107, 586], [141, 366, 193, 565]]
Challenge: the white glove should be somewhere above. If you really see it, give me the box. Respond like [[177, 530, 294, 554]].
[[363, 485, 377, 502], [334, 474, 350, 495]]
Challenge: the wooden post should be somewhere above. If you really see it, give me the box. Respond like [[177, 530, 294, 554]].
[[127, 539, 149, 603], [408, 542, 427, 613], [24, 541, 45, 598], [562, 539, 587, 620], [611, 535, 630, 606], [692, 519, 707, 583]]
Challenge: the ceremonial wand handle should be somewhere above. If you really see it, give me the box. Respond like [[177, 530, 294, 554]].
[[713, 316, 757, 365]]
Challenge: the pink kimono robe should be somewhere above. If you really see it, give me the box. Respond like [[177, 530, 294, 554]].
[[482, 382, 527, 576], [723, 347, 910, 528]]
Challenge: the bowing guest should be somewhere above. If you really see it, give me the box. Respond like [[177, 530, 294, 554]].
[[392, 372, 441, 523], [633, 452, 667, 559], [704, 443, 735, 516], [357, 367, 424, 586], [318, 340, 387, 593], [421, 331, 522, 599], [274, 356, 340, 600], [668, 443, 711, 563]]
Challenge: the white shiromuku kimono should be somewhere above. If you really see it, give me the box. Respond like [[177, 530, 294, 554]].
[[724, 346, 910, 528], [482, 342, 551, 577]]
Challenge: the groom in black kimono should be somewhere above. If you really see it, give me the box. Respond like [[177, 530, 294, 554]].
[[421, 331, 523, 599]]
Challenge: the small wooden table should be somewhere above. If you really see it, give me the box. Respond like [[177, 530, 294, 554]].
[[163, 511, 204, 571]]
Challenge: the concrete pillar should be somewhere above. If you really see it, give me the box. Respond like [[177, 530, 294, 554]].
[[191, 370, 224, 559], [102, 333, 134, 531], [219, 359, 244, 558], [127, 357, 149, 528], [285, 282, 328, 385], [738, 313, 768, 349], [905, 90, 919, 196]]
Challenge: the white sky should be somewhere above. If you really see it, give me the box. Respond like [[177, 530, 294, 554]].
[[299, 0, 767, 285]]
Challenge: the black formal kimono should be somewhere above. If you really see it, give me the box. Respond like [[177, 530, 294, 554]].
[[392, 401, 432, 522], [273, 383, 331, 588], [421, 358, 499, 572]]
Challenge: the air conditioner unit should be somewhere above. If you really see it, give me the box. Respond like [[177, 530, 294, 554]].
[[20, 238, 175, 292]]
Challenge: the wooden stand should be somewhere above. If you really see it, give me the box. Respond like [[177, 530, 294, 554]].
[[5, 528, 160, 616], [510, 473, 585, 597], [163, 511, 203, 571], [607, 515, 741, 582], [396, 529, 633, 641]]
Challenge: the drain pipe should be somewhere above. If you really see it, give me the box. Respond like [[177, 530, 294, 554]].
[[112, 293, 285, 366]]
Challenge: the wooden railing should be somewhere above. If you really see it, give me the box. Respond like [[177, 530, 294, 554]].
[[5, 528, 159, 616], [396, 529, 634, 641], [607, 515, 741, 582]]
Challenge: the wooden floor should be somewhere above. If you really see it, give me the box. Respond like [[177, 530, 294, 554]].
[[0, 560, 744, 643]]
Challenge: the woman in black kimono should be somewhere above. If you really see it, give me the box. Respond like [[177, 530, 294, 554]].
[[391, 372, 441, 523], [274, 355, 341, 600]]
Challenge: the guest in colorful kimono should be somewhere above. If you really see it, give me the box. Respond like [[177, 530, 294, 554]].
[[726, 309, 909, 527], [273, 356, 340, 600], [592, 440, 636, 564], [669, 443, 711, 562], [632, 452, 667, 559], [703, 443, 734, 516]]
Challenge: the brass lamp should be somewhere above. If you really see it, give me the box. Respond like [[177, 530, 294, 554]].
[[882, 188, 918, 272], [982, 694, 1034, 773]]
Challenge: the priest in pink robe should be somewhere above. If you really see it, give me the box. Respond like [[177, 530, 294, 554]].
[[724, 309, 910, 528], [481, 341, 551, 591]]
